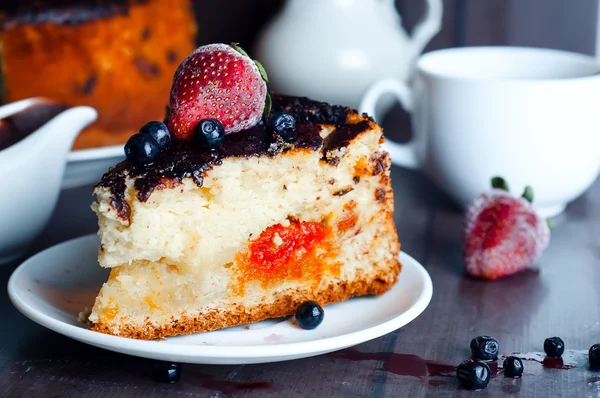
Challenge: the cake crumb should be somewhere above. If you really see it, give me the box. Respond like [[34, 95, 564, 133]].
[[78, 307, 92, 323], [244, 325, 250, 330], [273, 233, 283, 246]]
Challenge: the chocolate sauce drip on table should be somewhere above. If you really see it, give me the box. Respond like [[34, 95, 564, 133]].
[[97, 94, 367, 220], [541, 357, 575, 369], [193, 372, 281, 394], [0, 101, 69, 151], [327, 349, 458, 378], [0, 0, 148, 28]]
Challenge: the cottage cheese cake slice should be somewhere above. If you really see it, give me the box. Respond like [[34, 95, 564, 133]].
[[88, 94, 400, 339], [86, 43, 400, 340]]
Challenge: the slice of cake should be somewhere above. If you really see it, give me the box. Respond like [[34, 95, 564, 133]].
[[87, 43, 401, 340]]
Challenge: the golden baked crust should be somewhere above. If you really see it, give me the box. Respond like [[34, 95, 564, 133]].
[[89, 258, 401, 340]]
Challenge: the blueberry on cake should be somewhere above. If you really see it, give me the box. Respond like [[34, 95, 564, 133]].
[[87, 43, 401, 339]]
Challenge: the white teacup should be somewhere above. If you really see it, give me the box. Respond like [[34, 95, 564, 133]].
[[360, 46, 600, 217]]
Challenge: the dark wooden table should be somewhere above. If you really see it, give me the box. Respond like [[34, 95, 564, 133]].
[[1, 130, 600, 396]]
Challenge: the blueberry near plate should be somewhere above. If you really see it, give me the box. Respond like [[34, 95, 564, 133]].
[[544, 337, 565, 357], [153, 362, 182, 383], [456, 359, 490, 390], [589, 344, 600, 369], [503, 356, 524, 377], [295, 301, 324, 330], [470, 335, 499, 360]]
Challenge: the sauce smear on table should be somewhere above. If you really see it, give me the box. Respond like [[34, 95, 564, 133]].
[[328, 349, 457, 378]]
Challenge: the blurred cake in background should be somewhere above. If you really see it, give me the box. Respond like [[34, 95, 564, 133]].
[[0, 0, 197, 150]]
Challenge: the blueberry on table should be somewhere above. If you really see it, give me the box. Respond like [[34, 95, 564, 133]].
[[470, 335, 499, 360], [456, 359, 490, 390], [125, 133, 160, 164], [589, 344, 600, 369], [269, 112, 296, 140], [295, 300, 324, 330], [140, 121, 171, 149], [544, 337, 565, 357], [196, 119, 225, 149], [503, 356, 524, 377], [152, 362, 182, 383]]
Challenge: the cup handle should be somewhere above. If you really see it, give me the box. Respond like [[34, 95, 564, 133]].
[[359, 78, 418, 169]]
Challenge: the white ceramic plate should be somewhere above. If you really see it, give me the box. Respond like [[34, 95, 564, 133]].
[[63, 146, 124, 189], [8, 234, 432, 365]]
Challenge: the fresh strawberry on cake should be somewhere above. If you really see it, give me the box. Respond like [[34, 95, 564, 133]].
[[87, 43, 401, 339]]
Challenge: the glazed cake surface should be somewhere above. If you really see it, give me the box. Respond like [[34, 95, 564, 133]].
[[0, 0, 197, 149], [89, 94, 401, 339]]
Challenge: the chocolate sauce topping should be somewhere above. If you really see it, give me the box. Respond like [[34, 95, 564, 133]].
[[271, 94, 355, 125], [97, 94, 368, 220], [324, 121, 373, 155], [0, 0, 147, 28], [0, 100, 69, 151]]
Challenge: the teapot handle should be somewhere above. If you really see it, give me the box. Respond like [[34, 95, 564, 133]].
[[408, 0, 443, 60]]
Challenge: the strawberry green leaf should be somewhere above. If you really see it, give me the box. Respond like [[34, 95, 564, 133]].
[[230, 42, 249, 58], [491, 176, 509, 192], [254, 60, 269, 83], [547, 218, 556, 230], [521, 186, 534, 203], [263, 92, 272, 119]]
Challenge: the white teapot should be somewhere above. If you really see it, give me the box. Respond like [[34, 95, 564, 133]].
[[254, 0, 443, 115]]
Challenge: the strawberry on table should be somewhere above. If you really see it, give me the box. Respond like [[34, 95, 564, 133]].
[[463, 177, 551, 280], [167, 43, 269, 141]]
